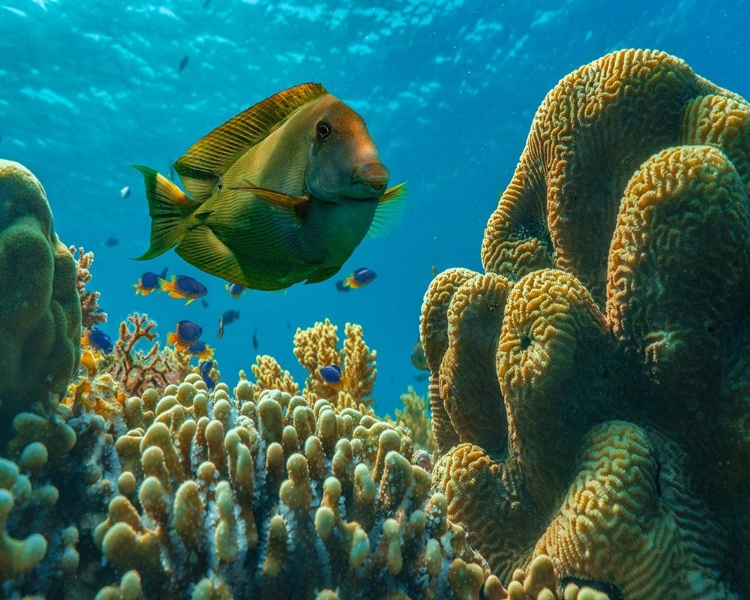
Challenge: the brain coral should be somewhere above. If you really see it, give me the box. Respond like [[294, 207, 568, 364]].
[[0, 159, 81, 426], [422, 49, 750, 599]]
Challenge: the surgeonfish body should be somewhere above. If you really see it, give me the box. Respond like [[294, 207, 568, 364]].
[[133, 83, 407, 291]]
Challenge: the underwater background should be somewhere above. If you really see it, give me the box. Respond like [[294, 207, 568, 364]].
[[2, 0, 749, 415]]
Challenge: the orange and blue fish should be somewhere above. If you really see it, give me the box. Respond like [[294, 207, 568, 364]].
[[160, 275, 208, 304], [319, 365, 348, 392], [134, 267, 168, 296], [225, 282, 246, 298], [336, 267, 377, 291], [81, 327, 113, 354], [199, 359, 216, 391], [185, 339, 212, 360], [167, 320, 203, 351]]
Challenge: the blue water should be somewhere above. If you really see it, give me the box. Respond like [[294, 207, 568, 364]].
[[2, 0, 748, 415]]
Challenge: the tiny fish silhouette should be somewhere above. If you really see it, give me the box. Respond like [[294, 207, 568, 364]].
[[105, 237, 119, 248], [132, 83, 406, 291], [121, 186, 130, 198], [178, 55, 189, 72], [252, 327, 258, 349]]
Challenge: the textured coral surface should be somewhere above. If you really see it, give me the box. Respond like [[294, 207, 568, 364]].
[[423, 49, 750, 599], [0, 159, 81, 424]]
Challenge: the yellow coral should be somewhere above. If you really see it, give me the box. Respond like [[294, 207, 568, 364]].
[[293, 319, 377, 410], [249, 354, 300, 398], [423, 49, 750, 598]]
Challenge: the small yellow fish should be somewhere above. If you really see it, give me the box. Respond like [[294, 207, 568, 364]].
[[133, 83, 407, 291]]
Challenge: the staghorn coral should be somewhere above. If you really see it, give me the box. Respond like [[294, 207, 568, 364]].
[[291, 319, 377, 411], [106, 312, 193, 397], [69, 245, 107, 328], [0, 159, 81, 427], [422, 49, 750, 599]]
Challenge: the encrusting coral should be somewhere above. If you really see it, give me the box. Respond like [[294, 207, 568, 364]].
[[422, 49, 750, 599], [0, 159, 81, 427]]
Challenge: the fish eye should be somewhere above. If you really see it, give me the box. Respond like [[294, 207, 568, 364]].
[[316, 121, 332, 140]]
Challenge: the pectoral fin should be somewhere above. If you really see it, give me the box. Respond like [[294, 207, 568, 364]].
[[367, 182, 408, 238], [228, 179, 310, 219]]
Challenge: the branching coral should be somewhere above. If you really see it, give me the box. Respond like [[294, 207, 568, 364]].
[[105, 312, 193, 397], [288, 318, 378, 411], [248, 355, 300, 398], [422, 49, 750, 599], [69, 245, 107, 328]]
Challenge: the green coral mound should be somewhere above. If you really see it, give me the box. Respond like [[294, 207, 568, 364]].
[[0, 159, 81, 423]]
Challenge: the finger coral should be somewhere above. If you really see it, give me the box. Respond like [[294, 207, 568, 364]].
[[423, 49, 750, 599]]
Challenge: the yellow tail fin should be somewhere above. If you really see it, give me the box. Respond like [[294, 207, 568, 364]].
[[131, 165, 199, 261]]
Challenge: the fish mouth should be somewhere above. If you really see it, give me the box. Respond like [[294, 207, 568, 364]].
[[351, 162, 390, 195]]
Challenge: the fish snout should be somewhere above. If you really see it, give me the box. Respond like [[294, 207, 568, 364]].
[[351, 162, 390, 195]]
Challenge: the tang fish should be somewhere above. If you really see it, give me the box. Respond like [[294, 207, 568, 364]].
[[133, 83, 407, 291], [225, 282, 246, 298], [134, 267, 168, 295], [336, 267, 376, 291], [320, 364, 347, 392], [167, 320, 203, 351], [81, 327, 114, 354], [160, 274, 208, 304]]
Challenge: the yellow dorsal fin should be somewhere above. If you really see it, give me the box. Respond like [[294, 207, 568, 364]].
[[173, 83, 328, 201]]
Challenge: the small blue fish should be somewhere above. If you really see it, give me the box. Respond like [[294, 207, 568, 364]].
[[336, 267, 377, 291], [167, 320, 202, 351], [81, 327, 114, 354], [160, 275, 208, 304], [225, 282, 246, 298], [199, 359, 216, 391], [105, 237, 119, 248], [134, 267, 168, 296], [319, 365, 347, 392]]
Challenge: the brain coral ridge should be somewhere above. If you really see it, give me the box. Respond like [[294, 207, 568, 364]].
[[421, 49, 750, 600]]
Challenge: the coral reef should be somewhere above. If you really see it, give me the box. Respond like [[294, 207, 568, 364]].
[[386, 387, 436, 454], [0, 159, 81, 430], [422, 49, 750, 599], [69, 245, 107, 328]]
